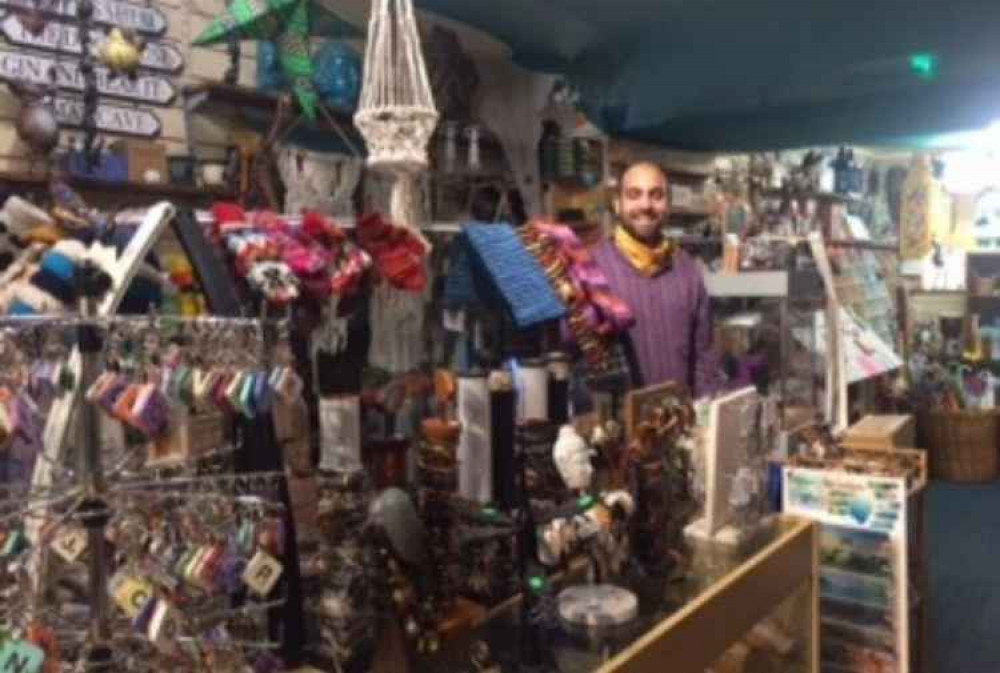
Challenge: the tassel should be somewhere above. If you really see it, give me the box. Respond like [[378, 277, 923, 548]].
[[466, 125, 481, 172], [444, 122, 458, 174]]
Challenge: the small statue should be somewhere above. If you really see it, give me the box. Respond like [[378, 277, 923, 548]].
[[96, 28, 146, 78], [540, 425, 635, 583], [552, 424, 593, 492]]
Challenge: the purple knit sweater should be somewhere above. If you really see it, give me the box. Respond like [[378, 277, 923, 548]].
[[591, 238, 720, 397]]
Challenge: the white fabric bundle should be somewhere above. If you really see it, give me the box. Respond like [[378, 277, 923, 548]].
[[457, 374, 492, 502]]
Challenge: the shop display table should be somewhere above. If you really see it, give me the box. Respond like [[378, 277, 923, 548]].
[[418, 515, 818, 673]]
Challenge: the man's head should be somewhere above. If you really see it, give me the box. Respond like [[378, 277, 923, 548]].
[[616, 162, 669, 242]]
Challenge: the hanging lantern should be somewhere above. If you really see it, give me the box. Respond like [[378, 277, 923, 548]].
[[354, 0, 439, 175]]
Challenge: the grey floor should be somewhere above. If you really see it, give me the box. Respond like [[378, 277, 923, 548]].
[[928, 481, 1000, 673]]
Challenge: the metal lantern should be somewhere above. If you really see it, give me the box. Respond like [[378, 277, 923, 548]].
[[354, 0, 438, 175]]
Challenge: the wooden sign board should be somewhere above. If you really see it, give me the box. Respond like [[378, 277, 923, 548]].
[[0, 0, 168, 36], [0, 15, 183, 73], [0, 48, 176, 104], [54, 95, 162, 137]]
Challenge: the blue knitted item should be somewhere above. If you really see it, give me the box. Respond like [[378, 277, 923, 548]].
[[463, 224, 566, 329], [443, 234, 482, 309]]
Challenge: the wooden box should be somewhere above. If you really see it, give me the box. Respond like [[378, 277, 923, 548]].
[[841, 414, 916, 451], [110, 140, 168, 184]]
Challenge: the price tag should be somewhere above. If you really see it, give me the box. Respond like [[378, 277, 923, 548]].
[[50, 527, 87, 563], [109, 572, 154, 619], [241, 550, 283, 596]]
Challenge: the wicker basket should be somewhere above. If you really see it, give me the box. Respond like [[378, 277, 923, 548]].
[[918, 409, 999, 482]]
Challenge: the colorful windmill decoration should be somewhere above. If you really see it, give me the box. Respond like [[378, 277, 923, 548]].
[[192, 0, 359, 120]]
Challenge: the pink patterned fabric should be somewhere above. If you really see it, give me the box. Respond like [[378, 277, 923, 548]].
[[529, 221, 635, 335]]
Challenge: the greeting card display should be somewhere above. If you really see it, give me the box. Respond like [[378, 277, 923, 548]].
[[784, 467, 909, 673]]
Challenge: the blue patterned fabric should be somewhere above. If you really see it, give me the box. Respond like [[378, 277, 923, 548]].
[[461, 224, 565, 329]]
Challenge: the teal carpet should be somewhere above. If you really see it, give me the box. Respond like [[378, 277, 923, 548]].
[[928, 482, 1000, 672]]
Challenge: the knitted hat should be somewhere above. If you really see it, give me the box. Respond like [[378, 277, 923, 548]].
[[355, 213, 427, 292], [10, 240, 90, 314]]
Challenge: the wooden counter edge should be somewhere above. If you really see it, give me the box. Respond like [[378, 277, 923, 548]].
[[597, 517, 818, 673]]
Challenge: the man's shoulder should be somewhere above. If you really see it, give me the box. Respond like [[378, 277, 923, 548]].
[[670, 247, 702, 278]]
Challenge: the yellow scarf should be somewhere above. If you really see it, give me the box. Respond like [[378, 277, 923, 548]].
[[614, 226, 674, 277]]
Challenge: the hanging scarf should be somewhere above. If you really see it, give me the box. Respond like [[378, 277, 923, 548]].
[[613, 225, 674, 277]]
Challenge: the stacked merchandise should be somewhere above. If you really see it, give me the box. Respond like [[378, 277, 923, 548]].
[[517, 420, 563, 508], [417, 419, 461, 614], [311, 469, 377, 672]]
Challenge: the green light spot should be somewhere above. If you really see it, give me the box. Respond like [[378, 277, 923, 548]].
[[529, 576, 546, 592], [910, 53, 938, 80], [578, 494, 596, 509], [482, 507, 498, 518]]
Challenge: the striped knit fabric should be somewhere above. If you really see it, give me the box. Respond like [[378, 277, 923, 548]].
[[590, 238, 721, 397]]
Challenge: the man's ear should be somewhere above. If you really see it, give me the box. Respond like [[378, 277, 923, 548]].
[[612, 196, 621, 217]]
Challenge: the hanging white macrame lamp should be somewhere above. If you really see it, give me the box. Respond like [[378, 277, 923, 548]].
[[355, 0, 438, 177]]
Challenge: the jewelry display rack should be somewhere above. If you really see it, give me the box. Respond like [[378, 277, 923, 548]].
[[0, 250, 296, 670], [5, 307, 296, 671]]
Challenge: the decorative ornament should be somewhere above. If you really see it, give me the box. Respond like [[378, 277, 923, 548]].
[[8, 72, 59, 164], [256, 41, 285, 92], [312, 40, 361, 112], [193, 0, 359, 120], [96, 28, 147, 78]]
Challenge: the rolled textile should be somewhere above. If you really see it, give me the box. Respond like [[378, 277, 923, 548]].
[[457, 373, 492, 503], [318, 395, 362, 471], [516, 358, 548, 423], [489, 369, 517, 510]]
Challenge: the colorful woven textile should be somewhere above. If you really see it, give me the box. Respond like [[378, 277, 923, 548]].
[[355, 213, 428, 292], [457, 224, 565, 329], [211, 203, 370, 303]]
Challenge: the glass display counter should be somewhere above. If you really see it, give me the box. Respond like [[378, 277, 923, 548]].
[[417, 515, 818, 673]]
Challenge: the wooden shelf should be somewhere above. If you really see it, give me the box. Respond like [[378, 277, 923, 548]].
[[756, 188, 861, 205], [704, 271, 789, 298], [182, 82, 363, 154], [0, 170, 234, 202], [826, 239, 898, 252], [183, 82, 352, 127], [670, 206, 711, 217]]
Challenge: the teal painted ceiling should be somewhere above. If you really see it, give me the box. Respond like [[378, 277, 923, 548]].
[[414, 0, 1000, 150]]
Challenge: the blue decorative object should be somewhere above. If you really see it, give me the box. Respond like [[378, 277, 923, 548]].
[[312, 41, 361, 112], [461, 224, 566, 329], [65, 151, 128, 183], [256, 41, 285, 93]]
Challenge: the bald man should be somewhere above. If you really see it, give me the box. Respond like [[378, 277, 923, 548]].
[[591, 162, 720, 395]]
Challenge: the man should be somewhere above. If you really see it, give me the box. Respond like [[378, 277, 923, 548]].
[[591, 162, 719, 396]]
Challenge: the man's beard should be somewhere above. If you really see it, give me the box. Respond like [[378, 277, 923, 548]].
[[621, 211, 664, 242]]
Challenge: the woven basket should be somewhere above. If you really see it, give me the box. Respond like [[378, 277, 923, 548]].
[[919, 410, 999, 482]]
